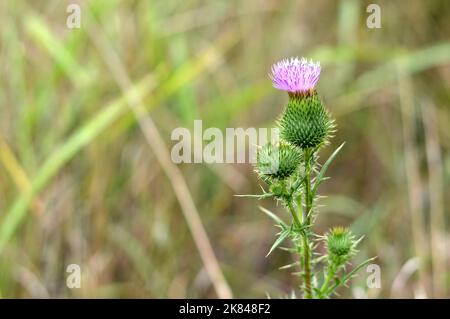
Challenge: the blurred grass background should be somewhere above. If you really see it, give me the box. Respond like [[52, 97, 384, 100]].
[[0, 0, 449, 298]]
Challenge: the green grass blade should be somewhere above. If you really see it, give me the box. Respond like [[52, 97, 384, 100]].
[[0, 29, 238, 254]]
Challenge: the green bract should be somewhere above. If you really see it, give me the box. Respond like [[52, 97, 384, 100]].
[[279, 91, 334, 149]]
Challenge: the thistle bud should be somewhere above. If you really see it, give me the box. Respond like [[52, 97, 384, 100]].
[[325, 227, 357, 266], [255, 141, 301, 180], [279, 91, 334, 149]]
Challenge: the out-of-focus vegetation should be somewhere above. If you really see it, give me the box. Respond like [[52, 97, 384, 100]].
[[0, 0, 448, 298]]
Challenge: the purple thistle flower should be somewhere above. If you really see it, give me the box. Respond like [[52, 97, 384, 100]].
[[270, 57, 321, 93]]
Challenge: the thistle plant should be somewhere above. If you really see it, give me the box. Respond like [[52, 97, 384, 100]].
[[240, 57, 374, 299]]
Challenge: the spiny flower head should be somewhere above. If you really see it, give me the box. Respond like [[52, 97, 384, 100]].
[[270, 57, 321, 93], [278, 91, 334, 149], [255, 141, 302, 180], [325, 227, 358, 266]]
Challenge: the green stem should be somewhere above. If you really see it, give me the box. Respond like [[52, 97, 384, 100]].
[[301, 232, 312, 298], [295, 194, 304, 222], [319, 264, 336, 298], [287, 200, 301, 228], [302, 148, 313, 299], [305, 148, 313, 225], [282, 181, 301, 228], [287, 190, 312, 299]]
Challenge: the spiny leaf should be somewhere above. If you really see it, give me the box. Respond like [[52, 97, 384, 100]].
[[279, 261, 299, 270], [278, 246, 297, 252], [326, 256, 377, 296], [292, 271, 304, 276], [313, 287, 322, 295], [291, 176, 305, 193], [312, 142, 345, 197], [259, 206, 287, 228], [267, 229, 290, 257], [234, 193, 274, 199]]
